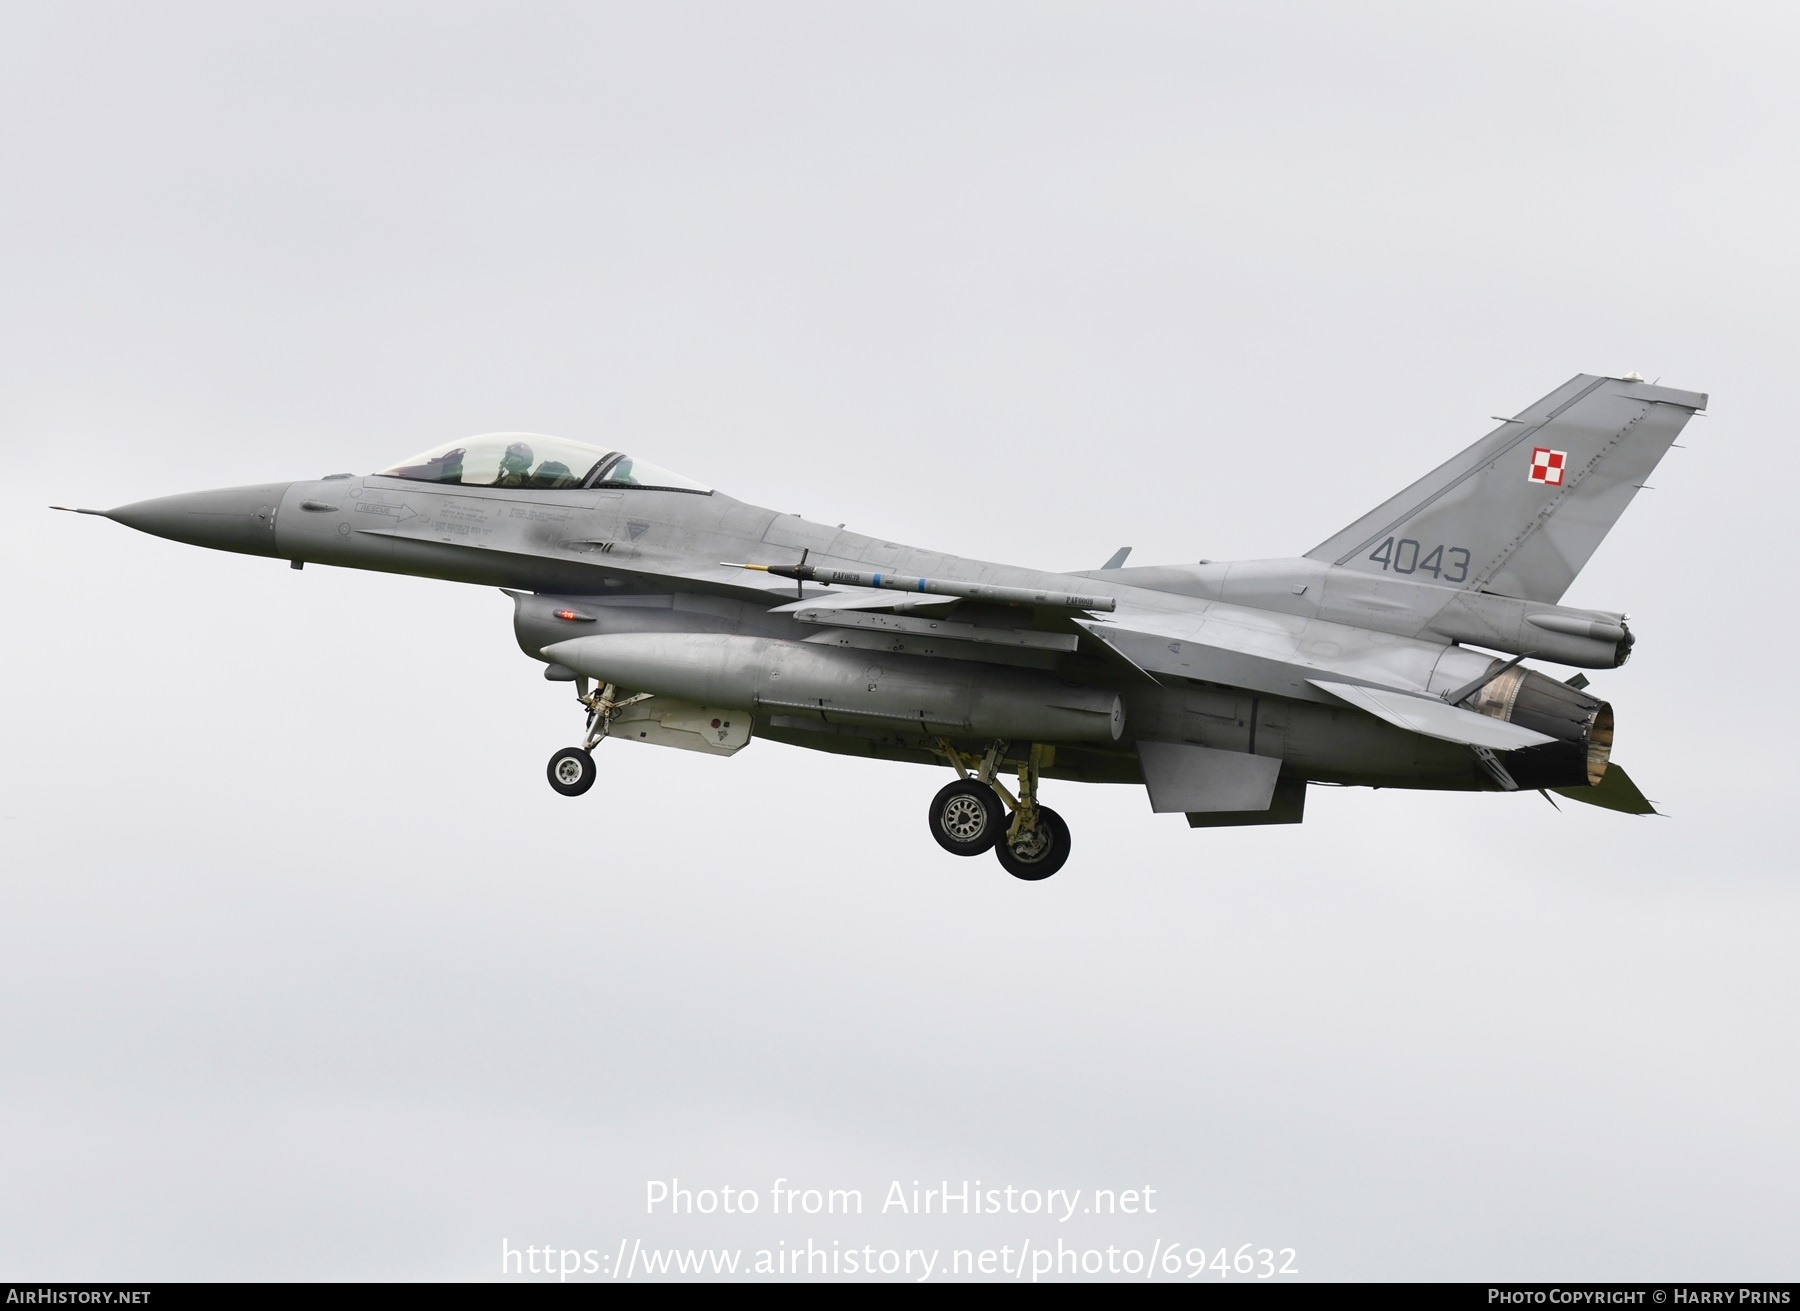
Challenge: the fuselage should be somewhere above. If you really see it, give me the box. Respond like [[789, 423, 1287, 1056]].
[[83, 372, 1702, 859], [105, 467, 1615, 795]]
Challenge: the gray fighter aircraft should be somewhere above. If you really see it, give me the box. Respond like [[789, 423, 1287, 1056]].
[[58, 373, 1702, 879]]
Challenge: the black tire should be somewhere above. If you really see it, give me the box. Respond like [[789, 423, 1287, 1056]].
[[928, 779, 1005, 856], [547, 746, 596, 797], [995, 805, 1070, 881]]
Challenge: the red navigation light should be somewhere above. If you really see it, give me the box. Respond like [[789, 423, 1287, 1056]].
[[555, 609, 578, 621]]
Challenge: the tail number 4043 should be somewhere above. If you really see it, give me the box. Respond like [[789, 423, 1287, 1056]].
[[1369, 537, 1470, 582]]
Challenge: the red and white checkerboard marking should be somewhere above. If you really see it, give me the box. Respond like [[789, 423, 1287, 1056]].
[[1528, 446, 1567, 486]]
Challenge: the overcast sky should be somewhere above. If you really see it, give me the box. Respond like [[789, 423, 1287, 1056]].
[[2, 0, 1796, 1281]]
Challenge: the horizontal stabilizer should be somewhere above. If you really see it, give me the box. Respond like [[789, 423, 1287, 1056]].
[[1309, 679, 1557, 751], [1552, 764, 1659, 815]]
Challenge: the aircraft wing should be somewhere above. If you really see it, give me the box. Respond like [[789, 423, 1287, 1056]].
[[761, 562, 1107, 653], [1072, 605, 1395, 706], [766, 589, 960, 614], [784, 604, 1080, 653]]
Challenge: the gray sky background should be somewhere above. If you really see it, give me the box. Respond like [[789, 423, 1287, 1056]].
[[2, 0, 1795, 1281]]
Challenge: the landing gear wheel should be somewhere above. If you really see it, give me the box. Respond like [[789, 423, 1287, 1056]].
[[995, 805, 1071, 881], [929, 779, 1004, 856], [546, 746, 596, 797]]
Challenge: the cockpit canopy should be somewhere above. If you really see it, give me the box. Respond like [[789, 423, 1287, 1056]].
[[376, 433, 710, 494]]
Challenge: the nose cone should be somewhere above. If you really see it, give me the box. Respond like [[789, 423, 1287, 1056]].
[[108, 483, 293, 557]]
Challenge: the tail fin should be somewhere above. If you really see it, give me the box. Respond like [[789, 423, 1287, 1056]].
[[1306, 374, 1707, 603]]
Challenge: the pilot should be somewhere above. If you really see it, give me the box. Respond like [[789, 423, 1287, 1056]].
[[530, 459, 572, 488], [492, 440, 535, 488]]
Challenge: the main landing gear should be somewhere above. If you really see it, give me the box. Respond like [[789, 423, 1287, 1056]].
[[929, 740, 1071, 881], [543, 689, 1072, 880], [545, 677, 651, 798]]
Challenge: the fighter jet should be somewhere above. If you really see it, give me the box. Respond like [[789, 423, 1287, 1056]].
[[58, 373, 1702, 879]]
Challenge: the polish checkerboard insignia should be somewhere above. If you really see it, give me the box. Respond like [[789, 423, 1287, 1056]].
[[1528, 446, 1567, 486]]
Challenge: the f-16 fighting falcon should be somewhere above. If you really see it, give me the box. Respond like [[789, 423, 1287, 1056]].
[[58, 373, 1703, 879]]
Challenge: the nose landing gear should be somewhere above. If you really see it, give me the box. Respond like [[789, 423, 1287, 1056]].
[[930, 740, 1072, 880], [545, 676, 652, 798], [547, 746, 596, 796]]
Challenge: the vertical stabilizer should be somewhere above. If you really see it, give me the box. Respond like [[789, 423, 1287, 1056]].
[[1306, 374, 1706, 603]]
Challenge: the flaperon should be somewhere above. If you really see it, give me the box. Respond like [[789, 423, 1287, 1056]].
[[59, 372, 1702, 879]]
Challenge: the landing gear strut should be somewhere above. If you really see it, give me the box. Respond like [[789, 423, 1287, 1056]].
[[930, 740, 1072, 880], [545, 677, 652, 798]]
